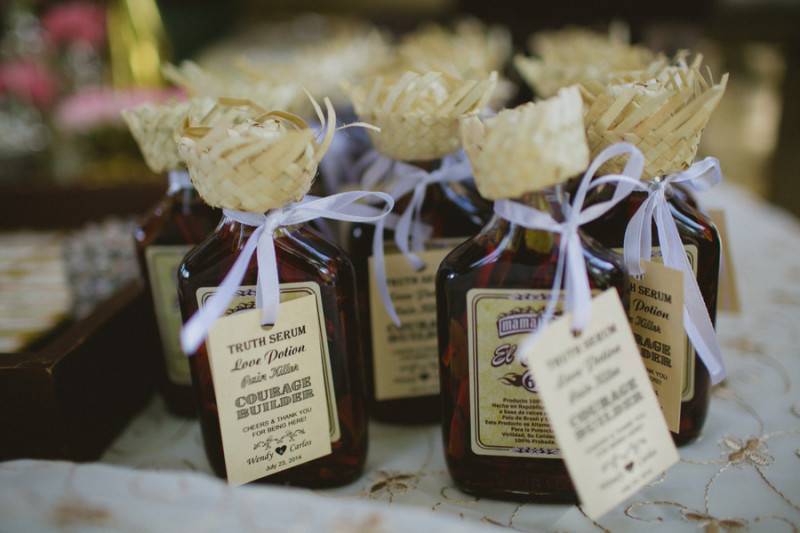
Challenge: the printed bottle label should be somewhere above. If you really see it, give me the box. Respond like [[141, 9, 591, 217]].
[[145, 245, 193, 386], [466, 288, 565, 459], [368, 238, 463, 401]]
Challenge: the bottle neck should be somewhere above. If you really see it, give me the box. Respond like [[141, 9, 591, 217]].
[[166, 170, 194, 195], [500, 187, 564, 253], [217, 212, 301, 247], [518, 187, 562, 219], [406, 159, 439, 172]]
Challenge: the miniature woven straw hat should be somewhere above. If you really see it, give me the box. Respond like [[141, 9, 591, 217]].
[[122, 98, 215, 173], [397, 20, 514, 110], [234, 30, 392, 113], [398, 19, 511, 80], [163, 61, 307, 116], [584, 55, 728, 179], [344, 71, 497, 161], [192, 16, 392, 113], [514, 26, 655, 99], [461, 86, 589, 200], [177, 97, 336, 212]]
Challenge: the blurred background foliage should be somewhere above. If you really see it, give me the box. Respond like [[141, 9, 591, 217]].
[[0, 0, 798, 215]]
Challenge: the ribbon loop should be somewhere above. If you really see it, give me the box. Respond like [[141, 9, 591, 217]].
[[358, 149, 474, 271], [180, 191, 394, 355]]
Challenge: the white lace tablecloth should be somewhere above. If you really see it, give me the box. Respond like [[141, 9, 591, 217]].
[[3, 183, 799, 532]]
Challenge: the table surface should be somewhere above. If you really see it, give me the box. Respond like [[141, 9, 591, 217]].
[[3, 183, 800, 532]]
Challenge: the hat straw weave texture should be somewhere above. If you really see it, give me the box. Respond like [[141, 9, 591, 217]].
[[178, 96, 336, 212], [584, 56, 728, 179], [345, 70, 497, 162], [461, 86, 590, 200], [122, 98, 215, 173]]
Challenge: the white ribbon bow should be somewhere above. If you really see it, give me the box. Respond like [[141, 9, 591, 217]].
[[622, 157, 726, 384], [180, 191, 394, 354], [494, 143, 646, 362], [357, 149, 474, 270]]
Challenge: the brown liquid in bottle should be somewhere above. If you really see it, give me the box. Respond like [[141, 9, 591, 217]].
[[583, 188, 720, 446], [177, 218, 367, 486], [436, 191, 629, 501], [349, 161, 491, 424], [135, 178, 219, 417]]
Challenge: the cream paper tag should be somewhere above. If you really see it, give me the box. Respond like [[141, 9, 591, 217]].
[[368, 238, 462, 400], [629, 261, 685, 433], [197, 283, 340, 443], [145, 244, 193, 385], [204, 294, 334, 486], [707, 208, 741, 314], [524, 289, 679, 520]]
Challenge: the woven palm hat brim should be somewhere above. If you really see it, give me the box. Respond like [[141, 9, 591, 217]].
[[345, 70, 497, 162], [178, 97, 337, 212], [461, 86, 590, 200]]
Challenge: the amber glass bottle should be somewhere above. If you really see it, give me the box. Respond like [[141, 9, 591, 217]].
[[134, 172, 219, 417], [436, 191, 628, 501], [177, 217, 368, 487], [349, 162, 491, 424], [582, 188, 719, 445]]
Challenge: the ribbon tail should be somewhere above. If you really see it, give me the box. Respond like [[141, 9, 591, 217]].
[[624, 198, 651, 275], [180, 225, 264, 354], [657, 203, 726, 384], [683, 305, 726, 383], [411, 202, 426, 254], [393, 186, 425, 270], [566, 234, 592, 332], [373, 216, 400, 326], [256, 227, 280, 327]]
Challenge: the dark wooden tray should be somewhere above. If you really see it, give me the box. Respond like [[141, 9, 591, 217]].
[[0, 182, 164, 461]]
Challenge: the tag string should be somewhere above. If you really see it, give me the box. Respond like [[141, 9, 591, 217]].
[[180, 191, 395, 354], [167, 170, 193, 194]]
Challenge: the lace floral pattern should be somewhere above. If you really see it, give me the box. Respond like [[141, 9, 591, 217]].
[[2, 183, 798, 531]]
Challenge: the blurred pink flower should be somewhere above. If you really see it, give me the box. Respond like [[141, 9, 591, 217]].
[[55, 86, 186, 132], [0, 61, 58, 108], [42, 1, 106, 49]]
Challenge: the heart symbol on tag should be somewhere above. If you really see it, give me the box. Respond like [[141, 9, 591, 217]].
[[625, 461, 634, 472], [275, 445, 287, 455]]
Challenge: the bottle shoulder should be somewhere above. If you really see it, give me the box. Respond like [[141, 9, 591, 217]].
[[669, 196, 720, 249], [136, 192, 219, 248]]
